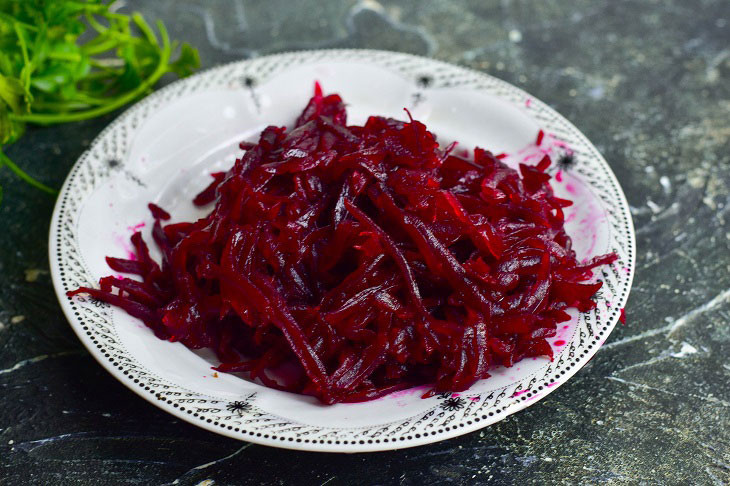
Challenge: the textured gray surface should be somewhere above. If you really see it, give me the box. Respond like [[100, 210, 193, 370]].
[[1, 1, 729, 484]]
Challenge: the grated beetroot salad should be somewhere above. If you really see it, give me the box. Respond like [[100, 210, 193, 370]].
[[69, 84, 617, 404]]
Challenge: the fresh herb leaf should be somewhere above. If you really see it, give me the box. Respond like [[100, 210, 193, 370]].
[[0, 73, 26, 113], [169, 43, 200, 78], [0, 0, 200, 200]]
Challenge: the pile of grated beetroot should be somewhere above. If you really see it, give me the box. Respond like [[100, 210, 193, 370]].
[[70, 84, 616, 404]]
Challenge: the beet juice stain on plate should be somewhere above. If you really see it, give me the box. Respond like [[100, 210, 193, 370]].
[[50, 50, 635, 452]]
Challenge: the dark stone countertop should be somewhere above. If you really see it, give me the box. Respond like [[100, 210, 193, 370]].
[[1, 1, 729, 484]]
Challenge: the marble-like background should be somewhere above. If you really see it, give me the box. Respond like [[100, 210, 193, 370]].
[[1, 1, 728, 484]]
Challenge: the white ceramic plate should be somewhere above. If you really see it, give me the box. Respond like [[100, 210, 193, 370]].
[[50, 49, 635, 452]]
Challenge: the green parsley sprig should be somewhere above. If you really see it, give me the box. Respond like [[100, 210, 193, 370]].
[[0, 0, 200, 203]]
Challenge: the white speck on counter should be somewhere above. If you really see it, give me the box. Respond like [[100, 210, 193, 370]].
[[646, 199, 662, 214], [589, 86, 605, 99], [508, 29, 522, 42], [195, 480, 215, 486], [671, 342, 698, 358], [659, 175, 671, 194], [360, 0, 385, 13], [10, 315, 25, 324]]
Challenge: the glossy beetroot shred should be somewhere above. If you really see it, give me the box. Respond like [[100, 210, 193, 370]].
[[69, 84, 617, 404]]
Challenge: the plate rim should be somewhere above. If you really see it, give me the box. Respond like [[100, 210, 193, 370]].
[[49, 48, 636, 452]]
